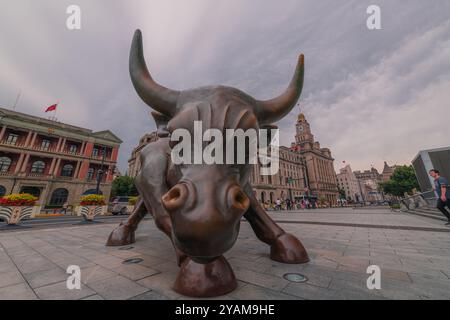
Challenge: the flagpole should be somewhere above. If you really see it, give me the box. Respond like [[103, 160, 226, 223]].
[[13, 91, 21, 111]]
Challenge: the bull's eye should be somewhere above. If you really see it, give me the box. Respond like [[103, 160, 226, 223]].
[[228, 186, 250, 214], [162, 184, 188, 212]]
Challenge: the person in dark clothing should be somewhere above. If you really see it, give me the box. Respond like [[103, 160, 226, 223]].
[[429, 169, 450, 226]]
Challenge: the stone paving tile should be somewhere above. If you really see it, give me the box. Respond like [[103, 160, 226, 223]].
[[1, 208, 450, 300], [88, 275, 148, 300], [34, 281, 95, 300], [0, 282, 37, 300], [137, 272, 182, 300], [229, 283, 299, 300], [82, 294, 105, 300], [0, 270, 25, 288], [130, 290, 170, 300], [24, 267, 68, 289]]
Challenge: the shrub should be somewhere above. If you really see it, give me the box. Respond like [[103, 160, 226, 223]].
[[128, 196, 138, 206], [80, 194, 105, 206], [0, 193, 38, 206]]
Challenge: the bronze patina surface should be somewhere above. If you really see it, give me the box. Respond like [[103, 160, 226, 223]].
[[107, 29, 309, 297]]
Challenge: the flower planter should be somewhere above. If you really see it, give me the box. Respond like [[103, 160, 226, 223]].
[[75, 205, 107, 221], [0, 206, 40, 225]]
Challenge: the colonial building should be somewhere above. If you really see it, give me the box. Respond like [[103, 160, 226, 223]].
[[128, 132, 158, 177], [0, 107, 122, 206], [250, 146, 307, 204], [353, 162, 397, 203], [128, 111, 339, 206], [291, 113, 339, 205], [336, 164, 362, 202]]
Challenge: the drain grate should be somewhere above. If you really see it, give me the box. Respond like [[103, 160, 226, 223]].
[[122, 257, 143, 265], [118, 246, 134, 251], [283, 273, 308, 283]]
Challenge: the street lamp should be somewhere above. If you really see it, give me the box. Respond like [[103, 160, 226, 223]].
[[95, 145, 107, 195]]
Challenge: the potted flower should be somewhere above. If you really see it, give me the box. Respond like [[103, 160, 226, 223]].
[[75, 194, 107, 221], [0, 193, 39, 225], [127, 196, 138, 213]]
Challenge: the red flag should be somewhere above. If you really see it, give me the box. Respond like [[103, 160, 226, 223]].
[[45, 104, 57, 112]]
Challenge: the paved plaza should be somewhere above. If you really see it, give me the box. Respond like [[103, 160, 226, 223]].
[[0, 208, 449, 300]]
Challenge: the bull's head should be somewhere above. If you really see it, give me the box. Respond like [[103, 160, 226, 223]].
[[130, 30, 304, 262]]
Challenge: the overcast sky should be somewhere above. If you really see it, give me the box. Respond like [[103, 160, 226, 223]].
[[1, 0, 449, 173]]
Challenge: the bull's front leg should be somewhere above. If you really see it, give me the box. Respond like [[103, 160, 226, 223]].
[[106, 197, 148, 246], [244, 184, 309, 264]]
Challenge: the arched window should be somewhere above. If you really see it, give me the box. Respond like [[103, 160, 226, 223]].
[[20, 186, 41, 198], [31, 161, 45, 174], [0, 185, 6, 197], [49, 188, 69, 206], [61, 164, 74, 177], [0, 157, 11, 172], [261, 192, 266, 203]]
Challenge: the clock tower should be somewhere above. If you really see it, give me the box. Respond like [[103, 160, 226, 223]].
[[295, 113, 314, 146]]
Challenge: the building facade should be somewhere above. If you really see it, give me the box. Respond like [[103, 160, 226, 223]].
[[412, 147, 450, 199], [353, 162, 397, 203], [336, 164, 362, 202], [0, 107, 122, 206], [292, 113, 339, 205], [250, 146, 307, 204]]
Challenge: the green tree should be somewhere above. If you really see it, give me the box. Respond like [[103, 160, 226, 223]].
[[111, 176, 139, 198], [379, 165, 419, 197]]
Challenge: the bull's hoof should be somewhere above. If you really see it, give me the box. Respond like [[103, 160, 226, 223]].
[[173, 256, 237, 297], [270, 233, 309, 264], [106, 222, 136, 246]]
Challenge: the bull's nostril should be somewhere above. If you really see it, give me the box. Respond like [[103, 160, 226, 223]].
[[228, 186, 249, 213], [162, 185, 187, 211]]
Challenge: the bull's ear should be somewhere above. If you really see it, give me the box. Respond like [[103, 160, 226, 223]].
[[151, 111, 171, 138]]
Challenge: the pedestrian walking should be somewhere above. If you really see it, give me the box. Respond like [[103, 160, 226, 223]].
[[429, 169, 450, 226]]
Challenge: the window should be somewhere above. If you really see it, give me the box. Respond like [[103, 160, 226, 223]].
[[61, 164, 74, 177], [0, 185, 6, 197], [87, 168, 94, 180], [41, 139, 51, 150], [49, 188, 69, 206], [0, 157, 12, 172], [69, 144, 77, 154], [20, 186, 41, 198], [6, 134, 18, 145], [92, 148, 99, 157], [31, 161, 46, 174]]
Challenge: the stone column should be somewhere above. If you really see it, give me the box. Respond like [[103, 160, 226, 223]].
[[20, 154, 31, 172], [0, 125, 7, 142], [55, 137, 62, 152], [59, 138, 66, 152], [48, 158, 57, 176], [24, 131, 32, 146], [14, 153, 25, 174], [74, 161, 81, 179], [29, 132, 38, 148], [53, 158, 61, 176]]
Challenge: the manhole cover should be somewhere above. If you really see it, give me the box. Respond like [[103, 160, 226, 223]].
[[283, 273, 308, 283], [122, 258, 143, 265], [118, 246, 134, 251]]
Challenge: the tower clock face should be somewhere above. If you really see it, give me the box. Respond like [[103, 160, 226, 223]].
[[298, 125, 304, 132]]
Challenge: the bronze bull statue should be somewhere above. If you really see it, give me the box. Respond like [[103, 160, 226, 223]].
[[107, 30, 309, 297]]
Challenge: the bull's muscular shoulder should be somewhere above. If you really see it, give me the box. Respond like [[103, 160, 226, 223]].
[[139, 138, 171, 166]]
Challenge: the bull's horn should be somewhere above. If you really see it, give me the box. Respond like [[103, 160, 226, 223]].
[[129, 29, 179, 116], [255, 54, 304, 124]]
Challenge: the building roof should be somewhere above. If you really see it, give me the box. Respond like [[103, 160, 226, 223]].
[[0, 107, 122, 145]]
